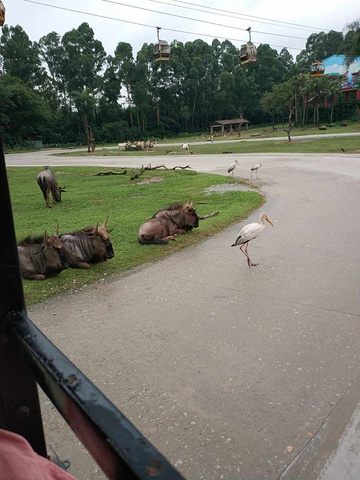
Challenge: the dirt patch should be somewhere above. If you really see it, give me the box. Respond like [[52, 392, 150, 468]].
[[205, 183, 257, 194], [136, 177, 163, 185]]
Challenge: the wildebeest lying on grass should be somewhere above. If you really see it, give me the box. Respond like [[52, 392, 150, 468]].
[[60, 218, 114, 269], [18, 225, 68, 280], [37, 167, 66, 208], [138, 200, 199, 245]]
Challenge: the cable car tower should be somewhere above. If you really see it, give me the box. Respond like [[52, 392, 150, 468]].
[[239, 27, 257, 65], [153, 27, 171, 62], [0, 1, 5, 27]]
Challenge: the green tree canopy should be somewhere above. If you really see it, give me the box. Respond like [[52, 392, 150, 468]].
[[338, 21, 360, 66], [0, 74, 52, 145], [0, 25, 43, 87]]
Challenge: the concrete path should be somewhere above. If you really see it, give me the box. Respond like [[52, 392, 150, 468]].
[[7, 150, 360, 479]]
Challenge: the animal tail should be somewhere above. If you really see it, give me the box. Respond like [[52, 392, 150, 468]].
[[231, 237, 242, 247], [138, 235, 168, 245]]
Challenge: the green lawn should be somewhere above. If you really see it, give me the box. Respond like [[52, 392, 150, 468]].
[[152, 122, 360, 144], [58, 130, 360, 158], [8, 167, 263, 305]]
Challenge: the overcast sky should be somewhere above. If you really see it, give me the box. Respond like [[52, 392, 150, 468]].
[[5, 0, 360, 61]]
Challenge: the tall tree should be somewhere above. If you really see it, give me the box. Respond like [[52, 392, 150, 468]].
[[61, 23, 106, 146], [72, 89, 96, 151], [250, 44, 287, 95], [296, 30, 344, 68], [233, 66, 259, 123], [38, 31, 66, 110], [0, 75, 52, 145], [338, 21, 360, 66], [0, 25, 43, 87], [261, 91, 282, 130], [112, 42, 136, 127], [61, 23, 106, 97]]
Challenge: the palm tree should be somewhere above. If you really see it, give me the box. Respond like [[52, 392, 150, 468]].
[[321, 76, 342, 124]]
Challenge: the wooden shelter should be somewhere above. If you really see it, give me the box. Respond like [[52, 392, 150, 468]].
[[210, 118, 249, 135]]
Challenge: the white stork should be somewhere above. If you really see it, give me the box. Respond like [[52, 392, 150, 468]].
[[251, 163, 262, 179], [228, 159, 239, 176], [231, 212, 274, 266]]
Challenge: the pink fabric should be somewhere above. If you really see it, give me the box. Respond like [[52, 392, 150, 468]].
[[0, 429, 77, 480]]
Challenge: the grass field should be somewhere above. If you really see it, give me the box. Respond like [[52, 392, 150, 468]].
[[151, 122, 360, 144], [64, 135, 360, 158], [57, 125, 360, 158], [8, 167, 263, 305]]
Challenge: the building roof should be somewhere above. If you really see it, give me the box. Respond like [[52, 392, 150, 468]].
[[210, 118, 249, 127], [323, 55, 360, 76]]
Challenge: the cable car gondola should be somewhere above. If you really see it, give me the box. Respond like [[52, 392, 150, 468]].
[[310, 61, 325, 77], [153, 27, 170, 62], [0, 1, 5, 27], [239, 27, 257, 65]]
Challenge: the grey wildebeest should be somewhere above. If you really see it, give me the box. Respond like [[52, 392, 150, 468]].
[[138, 201, 199, 245], [37, 167, 66, 208], [18, 225, 68, 280], [60, 218, 114, 269]]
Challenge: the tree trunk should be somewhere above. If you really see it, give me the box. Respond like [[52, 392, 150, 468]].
[[137, 111, 140, 130], [156, 102, 160, 124], [191, 92, 197, 130], [82, 113, 91, 152]]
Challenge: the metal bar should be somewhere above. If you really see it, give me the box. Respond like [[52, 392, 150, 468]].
[[3, 310, 185, 480], [0, 131, 47, 456]]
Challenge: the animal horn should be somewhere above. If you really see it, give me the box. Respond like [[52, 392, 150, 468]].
[[186, 198, 193, 208], [54, 222, 59, 237], [94, 222, 99, 234], [44, 230, 48, 243], [103, 217, 108, 228]]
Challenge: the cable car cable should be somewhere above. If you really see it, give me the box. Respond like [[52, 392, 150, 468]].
[[22, 0, 303, 51], [102, 0, 309, 40], [148, 0, 324, 32], [170, 0, 327, 31]]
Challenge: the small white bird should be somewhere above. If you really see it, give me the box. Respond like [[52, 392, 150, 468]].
[[228, 159, 239, 176], [231, 212, 274, 266], [251, 163, 262, 179], [182, 143, 193, 154]]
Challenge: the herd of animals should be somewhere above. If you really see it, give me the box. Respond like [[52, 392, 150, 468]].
[[18, 162, 272, 281], [17, 168, 201, 280]]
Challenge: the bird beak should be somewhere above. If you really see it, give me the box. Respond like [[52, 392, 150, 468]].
[[266, 216, 274, 227]]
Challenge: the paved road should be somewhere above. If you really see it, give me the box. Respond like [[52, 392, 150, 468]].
[[7, 149, 360, 479]]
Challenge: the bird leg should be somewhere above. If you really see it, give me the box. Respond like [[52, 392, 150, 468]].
[[242, 243, 259, 267]]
